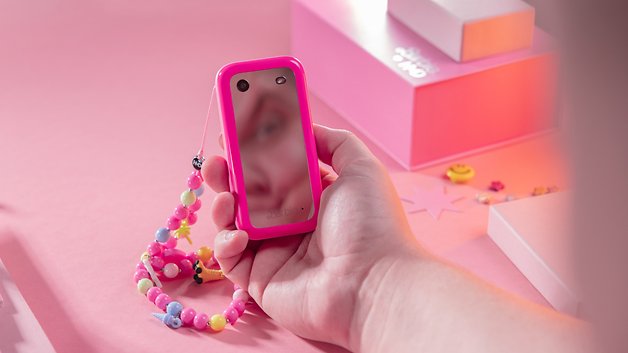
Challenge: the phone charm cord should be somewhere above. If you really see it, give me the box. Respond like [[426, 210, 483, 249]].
[[196, 84, 217, 158], [133, 83, 250, 332]]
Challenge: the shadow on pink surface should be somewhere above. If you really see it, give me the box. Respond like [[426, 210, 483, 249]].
[[0, 204, 15, 214]]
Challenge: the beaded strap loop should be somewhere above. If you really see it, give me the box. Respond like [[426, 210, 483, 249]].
[[133, 155, 249, 332]]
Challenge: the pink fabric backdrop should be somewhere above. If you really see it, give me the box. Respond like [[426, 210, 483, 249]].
[[0, 0, 565, 352]]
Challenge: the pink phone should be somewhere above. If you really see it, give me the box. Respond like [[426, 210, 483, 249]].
[[215, 56, 322, 240]]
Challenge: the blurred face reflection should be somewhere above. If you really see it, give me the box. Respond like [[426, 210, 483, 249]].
[[230, 68, 314, 228]]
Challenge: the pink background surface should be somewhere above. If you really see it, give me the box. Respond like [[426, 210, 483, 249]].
[[0, 0, 566, 352]]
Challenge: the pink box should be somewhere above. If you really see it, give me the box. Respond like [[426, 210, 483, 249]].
[[388, 0, 535, 62], [291, 0, 557, 170], [0, 259, 56, 352], [487, 192, 581, 315]]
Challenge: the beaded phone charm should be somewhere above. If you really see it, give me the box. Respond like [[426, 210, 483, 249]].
[[133, 86, 249, 332]]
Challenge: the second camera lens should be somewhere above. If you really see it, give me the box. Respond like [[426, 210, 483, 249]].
[[236, 79, 249, 92]]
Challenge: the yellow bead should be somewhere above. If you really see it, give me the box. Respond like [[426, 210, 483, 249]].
[[209, 314, 227, 331], [180, 190, 197, 206], [446, 164, 475, 183], [196, 246, 213, 263], [137, 278, 153, 295]]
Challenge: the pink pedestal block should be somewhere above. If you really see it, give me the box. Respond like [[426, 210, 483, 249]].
[[487, 192, 580, 315], [388, 0, 535, 62], [291, 0, 557, 170], [0, 259, 56, 353]]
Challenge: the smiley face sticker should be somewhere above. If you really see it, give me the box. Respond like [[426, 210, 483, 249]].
[[446, 164, 475, 183]]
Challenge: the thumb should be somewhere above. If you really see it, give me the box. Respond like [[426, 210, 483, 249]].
[[214, 229, 249, 273]]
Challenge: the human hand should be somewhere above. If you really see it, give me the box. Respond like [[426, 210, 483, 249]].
[[202, 124, 423, 350]]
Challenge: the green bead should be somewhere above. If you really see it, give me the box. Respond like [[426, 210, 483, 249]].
[[180, 190, 196, 206], [137, 278, 154, 295]]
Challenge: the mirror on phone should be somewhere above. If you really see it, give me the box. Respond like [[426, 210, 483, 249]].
[[230, 67, 314, 228]]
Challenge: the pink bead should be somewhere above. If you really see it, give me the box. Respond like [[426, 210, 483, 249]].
[[136, 263, 146, 271], [233, 284, 241, 291], [186, 251, 198, 263], [155, 293, 172, 311], [146, 287, 163, 303], [187, 212, 198, 225], [193, 313, 209, 330], [164, 237, 178, 249], [173, 204, 189, 220], [162, 248, 185, 258], [166, 216, 181, 230], [147, 242, 162, 256], [179, 259, 193, 275], [188, 199, 202, 213], [223, 307, 239, 325], [231, 299, 246, 316], [188, 173, 202, 190], [180, 307, 196, 325], [233, 289, 249, 302], [150, 256, 165, 270], [134, 270, 149, 283]]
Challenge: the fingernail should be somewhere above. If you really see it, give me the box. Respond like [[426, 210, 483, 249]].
[[225, 230, 237, 240]]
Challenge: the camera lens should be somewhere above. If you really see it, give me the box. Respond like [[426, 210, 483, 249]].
[[236, 79, 249, 92], [275, 76, 287, 85]]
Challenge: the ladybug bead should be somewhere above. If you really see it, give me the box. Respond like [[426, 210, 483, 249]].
[[192, 156, 205, 170]]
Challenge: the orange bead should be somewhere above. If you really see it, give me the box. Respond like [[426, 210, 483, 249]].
[[196, 246, 213, 263]]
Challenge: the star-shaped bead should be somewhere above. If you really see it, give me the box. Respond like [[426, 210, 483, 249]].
[[401, 186, 464, 220], [173, 220, 192, 244]]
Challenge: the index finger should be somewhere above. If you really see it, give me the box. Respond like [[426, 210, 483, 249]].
[[313, 124, 380, 176]]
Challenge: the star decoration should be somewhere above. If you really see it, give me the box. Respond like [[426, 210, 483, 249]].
[[401, 186, 464, 219], [173, 220, 192, 244]]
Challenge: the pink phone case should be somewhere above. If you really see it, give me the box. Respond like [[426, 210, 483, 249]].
[[216, 56, 322, 240]]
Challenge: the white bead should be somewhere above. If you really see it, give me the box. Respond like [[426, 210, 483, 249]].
[[163, 263, 180, 279], [232, 289, 250, 302]]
